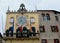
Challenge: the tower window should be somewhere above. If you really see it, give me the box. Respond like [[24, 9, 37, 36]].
[[54, 39, 59, 43], [41, 39, 47, 43], [51, 26, 59, 32], [55, 16, 59, 21], [40, 26, 45, 32]]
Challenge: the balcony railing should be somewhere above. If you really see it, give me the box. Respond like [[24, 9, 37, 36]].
[[3, 32, 39, 39]]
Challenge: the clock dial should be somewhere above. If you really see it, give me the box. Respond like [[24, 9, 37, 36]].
[[17, 16, 27, 26]]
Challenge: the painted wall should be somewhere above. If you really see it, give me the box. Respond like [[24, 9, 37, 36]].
[[5, 12, 39, 33]]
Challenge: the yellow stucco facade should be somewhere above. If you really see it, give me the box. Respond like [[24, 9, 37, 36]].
[[4, 12, 40, 43], [4, 3, 40, 43], [4, 12, 39, 43], [4, 38, 39, 43], [5, 12, 39, 33]]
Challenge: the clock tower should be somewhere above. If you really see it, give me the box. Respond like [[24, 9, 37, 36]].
[[3, 3, 40, 43]]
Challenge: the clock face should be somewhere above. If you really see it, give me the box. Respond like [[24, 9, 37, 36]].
[[17, 16, 27, 26]]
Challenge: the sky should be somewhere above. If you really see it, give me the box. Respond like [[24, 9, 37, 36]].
[[0, 0, 60, 35]]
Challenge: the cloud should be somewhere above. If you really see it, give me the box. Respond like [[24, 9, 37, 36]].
[[37, 0, 60, 11]]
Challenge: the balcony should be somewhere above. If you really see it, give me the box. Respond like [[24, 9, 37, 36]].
[[3, 32, 39, 40]]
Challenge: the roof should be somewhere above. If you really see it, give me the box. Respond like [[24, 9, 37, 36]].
[[6, 10, 60, 14], [37, 10, 60, 13]]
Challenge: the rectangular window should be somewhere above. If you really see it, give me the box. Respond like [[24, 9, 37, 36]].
[[40, 26, 45, 32], [55, 16, 59, 21], [51, 26, 59, 32], [41, 39, 47, 43], [54, 39, 59, 43]]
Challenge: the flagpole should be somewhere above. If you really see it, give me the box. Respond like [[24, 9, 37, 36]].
[[2, 15, 3, 35]]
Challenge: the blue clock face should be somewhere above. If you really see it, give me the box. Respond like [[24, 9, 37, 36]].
[[18, 16, 27, 25]]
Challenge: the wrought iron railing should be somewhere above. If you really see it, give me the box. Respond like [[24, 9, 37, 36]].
[[3, 32, 39, 38]]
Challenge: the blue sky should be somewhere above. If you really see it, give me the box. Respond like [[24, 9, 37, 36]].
[[0, 0, 60, 34]]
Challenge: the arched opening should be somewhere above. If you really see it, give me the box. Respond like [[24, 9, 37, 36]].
[[6, 26, 13, 37], [32, 27, 36, 32], [30, 27, 36, 36], [6, 30, 9, 37], [9, 27, 13, 37], [22, 27, 29, 37], [16, 27, 22, 38]]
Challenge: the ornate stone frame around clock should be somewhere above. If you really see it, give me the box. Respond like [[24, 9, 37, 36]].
[[16, 15, 28, 27]]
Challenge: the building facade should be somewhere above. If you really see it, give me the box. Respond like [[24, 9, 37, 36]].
[[3, 4, 60, 43]]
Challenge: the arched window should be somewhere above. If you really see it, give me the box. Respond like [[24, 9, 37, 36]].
[[31, 27, 36, 36], [9, 27, 13, 31], [16, 27, 21, 38], [17, 27, 20, 33], [46, 13, 50, 20], [41, 13, 46, 21], [30, 17, 35, 23], [31, 27, 36, 32], [23, 27, 27, 37], [23, 27, 27, 32], [9, 30, 13, 37], [8, 27, 13, 37], [10, 17, 14, 23]]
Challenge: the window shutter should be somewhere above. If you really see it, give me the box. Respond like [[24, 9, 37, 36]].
[[54, 39, 56, 43], [56, 26, 59, 32], [51, 26, 52, 32], [46, 39, 47, 43], [43, 26, 45, 32], [54, 39, 59, 43]]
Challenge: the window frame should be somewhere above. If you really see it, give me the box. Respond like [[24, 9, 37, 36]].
[[51, 26, 59, 32], [40, 26, 45, 32], [46, 13, 50, 20], [9, 17, 14, 24], [42, 13, 47, 21], [41, 39, 47, 43], [30, 17, 35, 24], [54, 39, 59, 43], [55, 16, 59, 21]]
